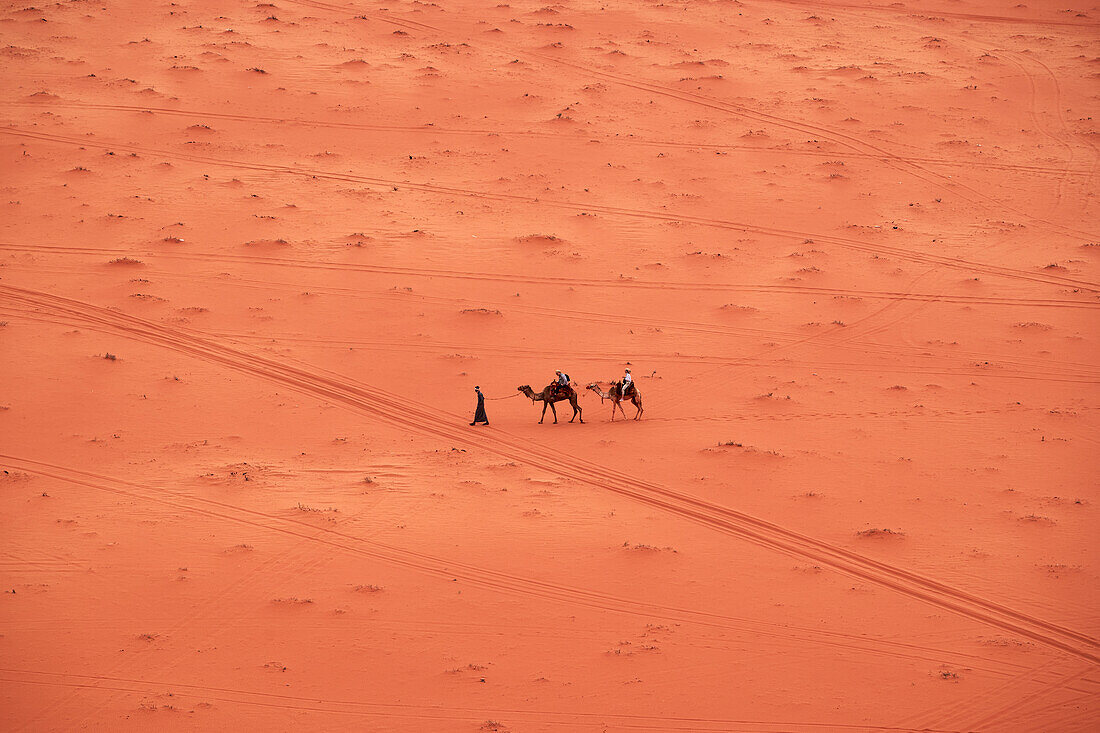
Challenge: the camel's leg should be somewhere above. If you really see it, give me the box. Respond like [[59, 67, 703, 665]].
[[634, 398, 643, 420], [539, 401, 547, 424], [609, 400, 616, 421], [615, 400, 627, 419], [549, 401, 558, 423], [572, 397, 583, 423]]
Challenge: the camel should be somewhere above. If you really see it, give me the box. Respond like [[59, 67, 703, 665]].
[[517, 384, 583, 424], [586, 381, 643, 421]]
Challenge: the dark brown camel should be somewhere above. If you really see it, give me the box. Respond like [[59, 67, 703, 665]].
[[586, 381, 643, 421], [517, 384, 583, 424]]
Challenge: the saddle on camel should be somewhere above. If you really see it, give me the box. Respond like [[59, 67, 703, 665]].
[[517, 371, 583, 424], [550, 370, 573, 399], [586, 375, 643, 421]]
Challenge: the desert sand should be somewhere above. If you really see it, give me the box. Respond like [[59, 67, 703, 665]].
[[1, 0, 1098, 730]]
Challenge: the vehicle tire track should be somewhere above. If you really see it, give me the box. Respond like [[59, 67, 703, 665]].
[[3, 129, 1097, 293], [2, 283, 1098, 664], [284, 0, 1099, 241], [6, 99, 1090, 177], [1, 454, 1038, 677], [60, 511, 367, 731], [6, 271, 1098, 385], [2, 242, 1094, 309], [956, 663, 1098, 732], [759, 0, 1100, 28], [0, 669, 975, 731]]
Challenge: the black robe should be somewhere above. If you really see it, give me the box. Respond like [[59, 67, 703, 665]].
[[472, 391, 488, 423]]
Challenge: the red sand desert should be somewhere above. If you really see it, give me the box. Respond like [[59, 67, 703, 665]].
[[1, 0, 1098, 730]]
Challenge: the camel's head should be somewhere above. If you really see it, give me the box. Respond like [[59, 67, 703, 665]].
[[585, 383, 599, 391], [517, 385, 530, 393]]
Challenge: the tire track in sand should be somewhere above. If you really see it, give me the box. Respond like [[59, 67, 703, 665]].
[[0, 669, 973, 731], [7, 99, 1091, 177], [0, 455, 1038, 679], [2, 242, 1094, 309], [5, 259, 1099, 382], [2, 128, 1097, 293], [284, 0, 1099, 241], [759, 0, 1100, 28], [2, 283, 1097, 664]]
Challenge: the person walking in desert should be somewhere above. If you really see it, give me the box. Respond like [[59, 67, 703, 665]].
[[469, 385, 489, 426]]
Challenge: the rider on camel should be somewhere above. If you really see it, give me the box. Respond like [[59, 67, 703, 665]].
[[620, 368, 634, 398], [553, 369, 571, 397]]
